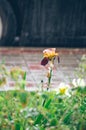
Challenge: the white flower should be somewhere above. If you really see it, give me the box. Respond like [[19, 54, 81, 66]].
[[72, 78, 86, 88], [72, 79, 77, 87], [57, 82, 71, 97], [81, 54, 86, 61]]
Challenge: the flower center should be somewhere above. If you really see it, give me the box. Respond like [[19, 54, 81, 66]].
[[59, 87, 67, 94]]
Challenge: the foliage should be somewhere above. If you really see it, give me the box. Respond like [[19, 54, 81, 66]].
[[0, 49, 85, 130], [75, 54, 86, 78], [0, 86, 85, 130]]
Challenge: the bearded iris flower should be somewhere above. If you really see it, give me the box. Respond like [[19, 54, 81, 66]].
[[41, 48, 59, 66], [41, 48, 59, 90]]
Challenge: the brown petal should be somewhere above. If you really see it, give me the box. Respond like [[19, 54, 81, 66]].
[[58, 56, 60, 63], [41, 57, 48, 66]]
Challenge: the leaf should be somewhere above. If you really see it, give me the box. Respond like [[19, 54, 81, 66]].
[[44, 99, 51, 109], [50, 118, 57, 126], [63, 111, 73, 125], [15, 121, 21, 130], [23, 72, 26, 80], [34, 114, 43, 124], [39, 126, 45, 130], [19, 92, 28, 104], [20, 127, 23, 130]]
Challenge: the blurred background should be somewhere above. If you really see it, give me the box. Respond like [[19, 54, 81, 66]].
[[0, 0, 86, 47]]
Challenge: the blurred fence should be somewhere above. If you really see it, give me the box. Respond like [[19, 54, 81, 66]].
[[9, 0, 86, 47]]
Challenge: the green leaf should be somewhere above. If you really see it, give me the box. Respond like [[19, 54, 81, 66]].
[[50, 118, 57, 126], [20, 127, 23, 130], [23, 72, 26, 80], [34, 114, 43, 124], [39, 126, 45, 130], [15, 121, 21, 130], [19, 92, 28, 104], [44, 99, 51, 109], [63, 111, 73, 125]]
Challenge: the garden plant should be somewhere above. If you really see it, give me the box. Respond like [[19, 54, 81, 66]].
[[0, 48, 86, 130]]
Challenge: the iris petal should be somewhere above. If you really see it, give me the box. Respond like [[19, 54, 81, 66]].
[[58, 56, 60, 63], [41, 57, 48, 66]]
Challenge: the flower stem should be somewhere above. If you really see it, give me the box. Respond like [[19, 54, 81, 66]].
[[47, 68, 52, 90]]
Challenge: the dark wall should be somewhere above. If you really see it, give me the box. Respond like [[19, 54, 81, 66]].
[[9, 0, 86, 47], [8, 0, 26, 35]]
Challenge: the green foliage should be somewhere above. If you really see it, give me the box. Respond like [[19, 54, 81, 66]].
[[0, 87, 85, 130], [19, 91, 28, 104], [0, 53, 85, 130], [75, 54, 86, 78]]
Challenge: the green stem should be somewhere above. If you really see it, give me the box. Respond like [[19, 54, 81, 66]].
[[47, 68, 52, 90], [43, 68, 52, 106]]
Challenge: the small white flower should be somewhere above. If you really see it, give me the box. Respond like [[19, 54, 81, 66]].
[[72, 78, 86, 88], [72, 79, 77, 87], [81, 54, 86, 61], [77, 78, 86, 87], [57, 82, 71, 97]]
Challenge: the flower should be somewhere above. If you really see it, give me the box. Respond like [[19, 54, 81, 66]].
[[43, 48, 58, 59], [57, 82, 71, 97], [41, 48, 59, 66], [59, 87, 67, 95], [41, 48, 60, 90], [72, 78, 86, 88]]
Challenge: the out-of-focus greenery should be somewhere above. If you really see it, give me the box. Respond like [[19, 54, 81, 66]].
[[75, 55, 86, 78], [0, 87, 86, 130], [0, 54, 85, 130]]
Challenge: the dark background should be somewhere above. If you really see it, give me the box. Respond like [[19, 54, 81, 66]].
[[8, 0, 86, 47]]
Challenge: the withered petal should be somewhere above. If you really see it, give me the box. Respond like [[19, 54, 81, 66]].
[[58, 56, 60, 63], [41, 57, 48, 66]]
